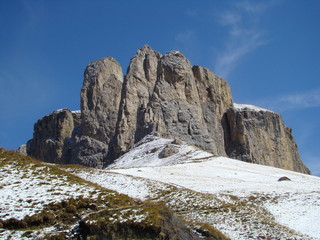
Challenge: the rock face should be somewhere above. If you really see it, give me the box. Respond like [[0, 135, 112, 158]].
[[223, 104, 310, 174], [17, 144, 27, 155], [62, 57, 124, 168], [26, 45, 310, 174], [80, 57, 123, 143], [111, 46, 162, 158], [26, 109, 80, 163], [112, 47, 233, 158]]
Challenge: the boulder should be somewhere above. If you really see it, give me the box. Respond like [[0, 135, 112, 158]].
[[16, 144, 27, 155], [278, 176, 291, 181], [159, 144, 179, 158]]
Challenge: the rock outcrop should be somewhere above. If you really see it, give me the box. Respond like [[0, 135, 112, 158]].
[[111, 47, 233, 159], [111, 46, 162, 158], [17, 144, 27, 155], [26, 45, 310, 174], [26, 109, 80, 163], [62, 57, 124, 168], [223, 104, 310, 174]]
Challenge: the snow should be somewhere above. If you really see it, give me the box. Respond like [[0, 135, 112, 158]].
[[111, 156, 320, 196], [107, 135, 213, 169], [0, 162, 100, 221], [111, 157, 320, 238], [265, 192, 320, 239], [41, 109, 80, 118], [64, 168, 171, 200], [233, 103, 273, 113], [45, 138, 55, 144], [106, 136, 320, 239], [2, 135, 320, 239]]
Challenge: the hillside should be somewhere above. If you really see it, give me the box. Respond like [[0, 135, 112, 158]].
[[0, 148, 223, 240], [108, 136, 320, 239], [92, 135, 320, 239], [3, 134, 319, 239]]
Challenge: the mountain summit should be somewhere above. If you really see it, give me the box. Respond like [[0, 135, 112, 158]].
[[26, 46, 310, 174]]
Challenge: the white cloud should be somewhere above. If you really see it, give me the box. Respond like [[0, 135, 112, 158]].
[[214, 31, 267, 77], [258, 88, 320, 112], [213, 0, 272, 78], [175, 30, 196, 44], [236, 0, 269, 13], [218, 11, 241, 26]]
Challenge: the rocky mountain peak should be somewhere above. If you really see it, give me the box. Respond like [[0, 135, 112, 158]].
[[26, 46, 310, 174]]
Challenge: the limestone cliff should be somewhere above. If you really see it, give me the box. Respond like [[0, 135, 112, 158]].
[[62, 57, 123, 168], [112, 47, 233, 158], [26, 109, 80, 163], [223, 104, 310, 174], [112, 46, 162, 158], [25, 45, 310, 174]]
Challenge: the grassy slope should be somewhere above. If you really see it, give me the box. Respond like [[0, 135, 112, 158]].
[[0, 149, 227, 240]]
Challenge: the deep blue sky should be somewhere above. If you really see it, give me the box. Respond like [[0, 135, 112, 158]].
[[1, 0, 319, 175]]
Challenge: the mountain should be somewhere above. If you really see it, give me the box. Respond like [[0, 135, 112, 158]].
[[2, 138, 320, 239], [25, 45, 310, 174]]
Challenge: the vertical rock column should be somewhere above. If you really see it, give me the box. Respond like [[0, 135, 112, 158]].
[[193, 65, 233, 156], [63, 57, 123, 168], [112, 45, 162, 157]]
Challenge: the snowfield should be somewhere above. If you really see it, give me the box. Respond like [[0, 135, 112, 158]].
[[106, 135, 320, 240], [112, 156, 320, 196], [112, 158, 320, 239]]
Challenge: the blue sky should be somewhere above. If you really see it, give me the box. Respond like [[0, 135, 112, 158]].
[[0, 0, 319, 175]]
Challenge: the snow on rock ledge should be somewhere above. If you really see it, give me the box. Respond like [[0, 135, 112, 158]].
[[233, 103, 273, 113]]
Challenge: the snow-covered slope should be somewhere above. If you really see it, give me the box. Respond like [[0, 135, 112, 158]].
[[107, 135, 213, 169], [1, 148, 204, 240], [104, 135, 320, 240], [2, 135, 320, 240], [0, 158, 102, 222]]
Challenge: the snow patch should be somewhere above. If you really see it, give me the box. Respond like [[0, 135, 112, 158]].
[[107, 135, 213, 169], [0, 162, 100, 221], [65, 168, 171, 200], [233, 103, 273, 113], [265, 192, 320, 239]]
